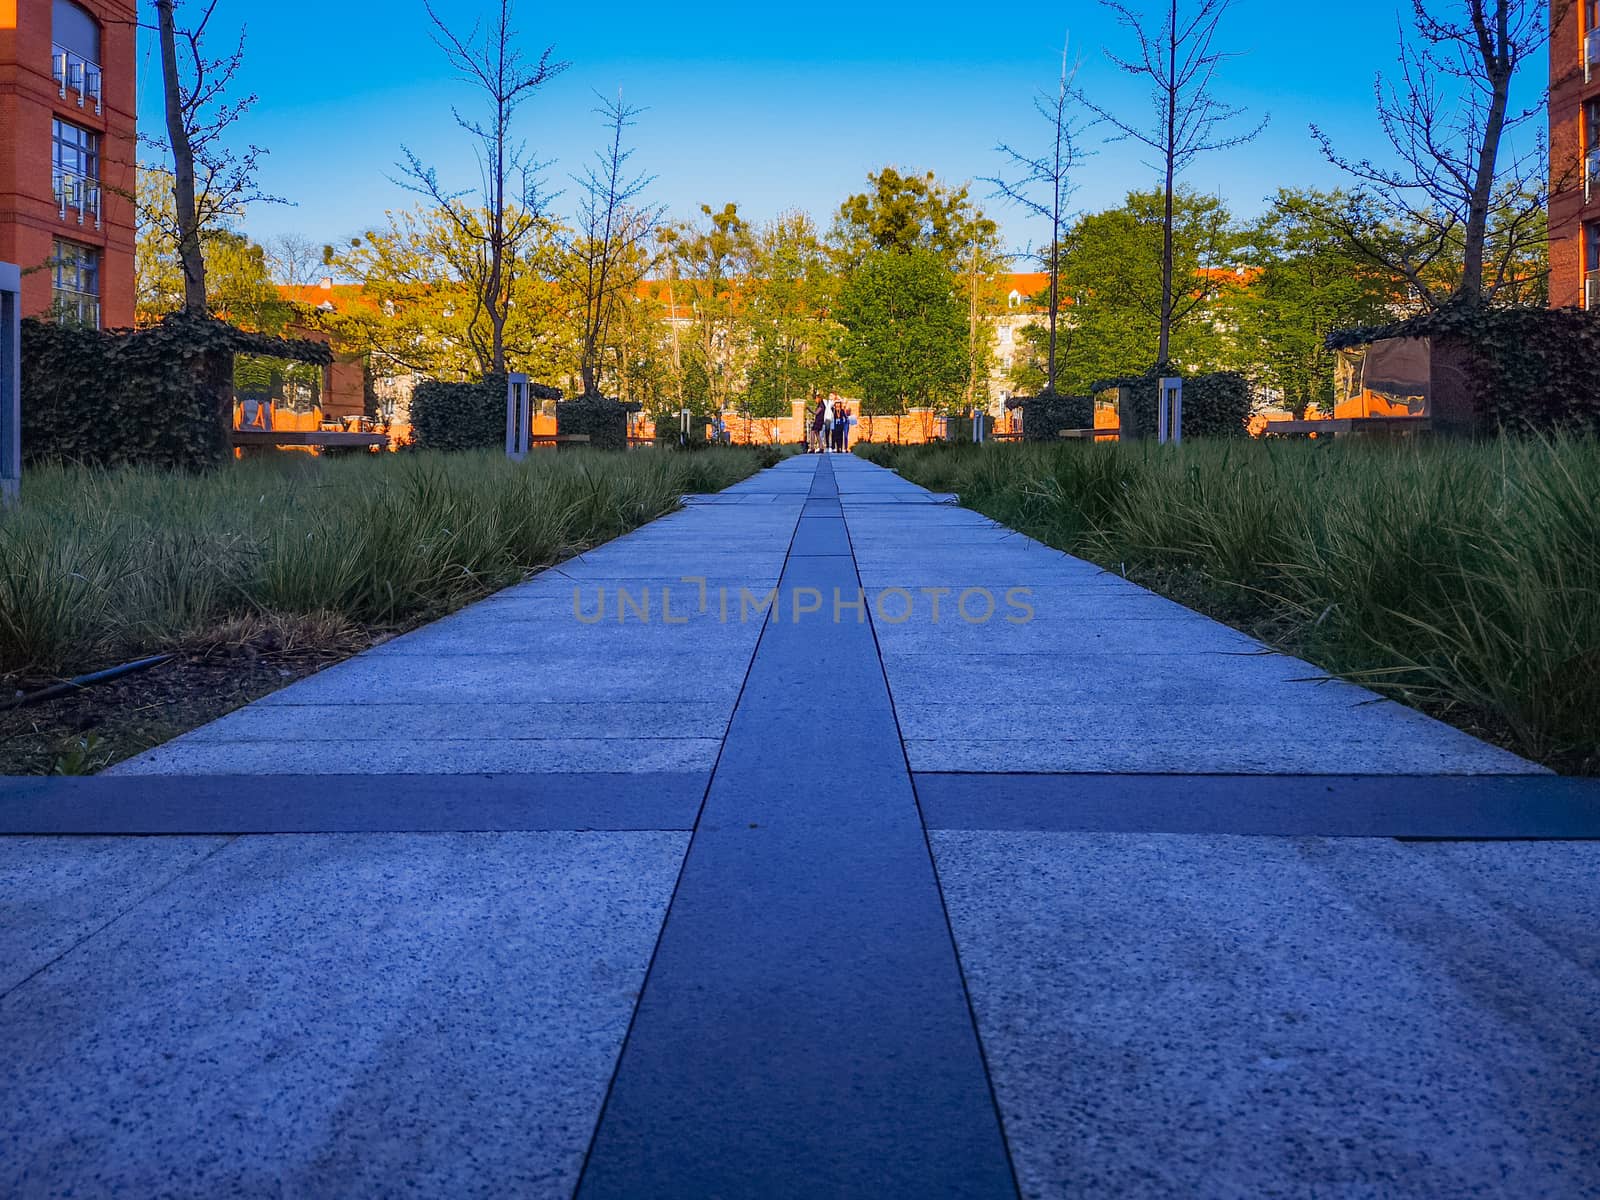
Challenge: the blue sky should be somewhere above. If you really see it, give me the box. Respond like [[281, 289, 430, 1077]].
[[134, 0, 1541, 258]]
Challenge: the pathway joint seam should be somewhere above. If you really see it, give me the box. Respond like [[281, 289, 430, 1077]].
[[571, 465, 814, 1193], [0, 835, 240, 1005], [838, 458, 1026, 1199]]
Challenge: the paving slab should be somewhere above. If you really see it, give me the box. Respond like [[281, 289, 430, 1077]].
[[169, 701, 733, 743], [113, 736, 724, 776], [0, 831, 688, 1199], [869, 615, 1264, 655], [250, 652, 752, 704], [906, 731, 1539, 775], [931, 831, 1600, 1200], [0, 836, 231, 995]]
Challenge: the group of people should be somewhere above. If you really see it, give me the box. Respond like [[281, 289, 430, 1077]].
[[809, 392, 854, 453]]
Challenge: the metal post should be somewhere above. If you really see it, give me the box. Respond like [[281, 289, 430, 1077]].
[[1, 262, 21, 506], [505, 373, 531, 461], [1158, 377, 1183, 446]]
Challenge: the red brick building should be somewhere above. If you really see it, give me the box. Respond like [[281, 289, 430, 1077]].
[[0, 0, 136, 329], [1550, 0, 1600, 308]]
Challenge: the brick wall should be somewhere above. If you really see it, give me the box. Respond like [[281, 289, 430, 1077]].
[[0, 0, 136, 328]]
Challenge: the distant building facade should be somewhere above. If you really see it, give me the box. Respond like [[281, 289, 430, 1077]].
[[0, 0, 136, 329], [1550, 0, 1600, 308]]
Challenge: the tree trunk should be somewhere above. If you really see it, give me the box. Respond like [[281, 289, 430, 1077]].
[[1047, 54, 1066, 396], [1460, 0, 1512, 309], [156, 0, 206, 314], [1157, 0, 1177, 369]]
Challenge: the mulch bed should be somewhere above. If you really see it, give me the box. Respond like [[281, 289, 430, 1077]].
[[1, 635, 376, 777]]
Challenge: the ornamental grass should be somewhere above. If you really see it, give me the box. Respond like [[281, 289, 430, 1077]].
[[859, 437, 1600, 773], [0, 448, 764, 680]]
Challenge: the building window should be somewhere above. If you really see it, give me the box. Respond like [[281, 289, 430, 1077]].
[[51, 239, 99, 328], [51, 0, 102, 113], [52, 118, 101, 227]]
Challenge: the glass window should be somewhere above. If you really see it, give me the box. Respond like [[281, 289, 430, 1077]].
[[52, 119, 97, 180], [51, 239, 99, 328], [52, 119, 100, 224], [52, 0, 99, 63]]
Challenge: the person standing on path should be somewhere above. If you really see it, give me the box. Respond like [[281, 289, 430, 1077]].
[[810, 395, 828, 453]]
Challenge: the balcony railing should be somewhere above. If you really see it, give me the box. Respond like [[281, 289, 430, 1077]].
[[52, 47, 103, 115], [1588, 150, 1600, 202], [53, 173, 102, 229]]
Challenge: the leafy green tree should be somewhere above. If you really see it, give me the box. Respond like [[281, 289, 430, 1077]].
[[331, 203, 570, 382], [832, 167, 1000, 271], [659, 203, 754, 414], [740, 212, 842, 434], [1011, 187, 1246, 394], [837, 248, 970, 435], [1238, 189, 1409, 416]]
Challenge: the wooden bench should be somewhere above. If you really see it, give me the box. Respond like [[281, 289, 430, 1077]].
[[528, 434, 592, 447], [1261, 417, 1430, 437], [232, 430, 389, 450], [1058, 427, 1121, 440]]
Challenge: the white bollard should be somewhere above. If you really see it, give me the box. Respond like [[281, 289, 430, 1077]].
[[1, 262, 20, 506], [1157, 376, 1183, 446], [505, 373, 531, 461]]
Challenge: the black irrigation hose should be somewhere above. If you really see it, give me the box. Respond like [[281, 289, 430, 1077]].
[[3, 654, 175, 712]]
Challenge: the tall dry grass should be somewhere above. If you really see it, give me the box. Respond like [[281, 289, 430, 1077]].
[[860, 437, 1600, 772], [0, 448, 765, 679]]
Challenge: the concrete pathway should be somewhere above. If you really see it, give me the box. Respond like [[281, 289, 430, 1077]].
[[3, 453, 1598, 1199]]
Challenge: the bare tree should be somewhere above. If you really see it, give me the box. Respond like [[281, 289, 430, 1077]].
[[150, 0, 278, 314], [398, 0, 567, 375], [562, 93, 662, 398], [263, 233, 326, 288], [1077, 0, 1264, 368], [1313, 0, 1561, 309], [986, 42, 1084, 396]]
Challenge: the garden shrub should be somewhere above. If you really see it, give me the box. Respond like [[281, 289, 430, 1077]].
[[557, 395, 639, 452], [1329, 305, 1600, 436], [410, 374, 563, 452], [1013, 394, 1093, 442], [1092, 371, 1252, 439], [21, 311, 333, 470]]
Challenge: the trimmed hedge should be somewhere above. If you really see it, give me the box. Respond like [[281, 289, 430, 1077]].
[[410, 374, 563, 452], [1329, 305, 1600, 436], [1012, 394, 1093, 442], [556, 396, 638, 452], [1092, 371, 1252, 439], [21, 312, 333, 470]]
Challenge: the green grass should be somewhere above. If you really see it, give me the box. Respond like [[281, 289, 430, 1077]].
[[0, 447, 769, 680], [857, 438, 1600, 774]]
